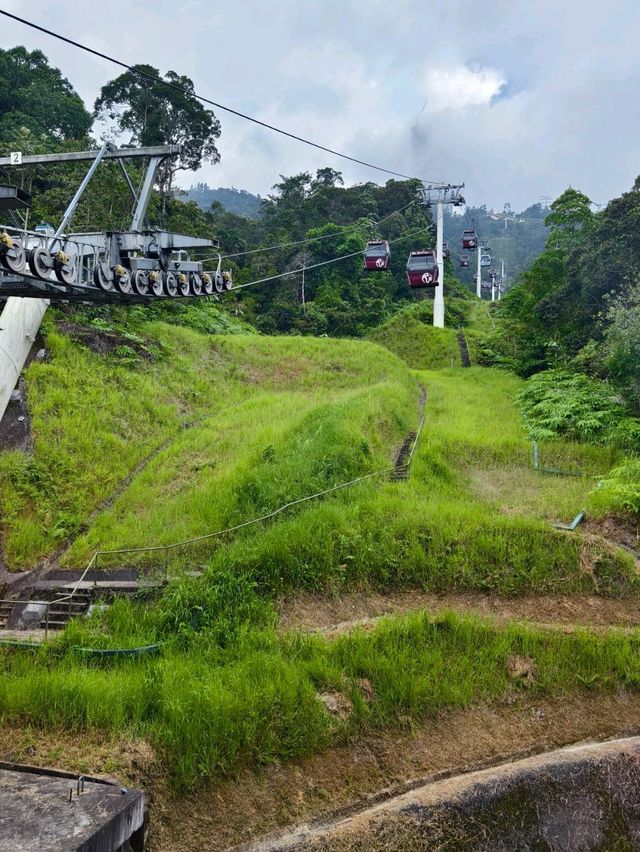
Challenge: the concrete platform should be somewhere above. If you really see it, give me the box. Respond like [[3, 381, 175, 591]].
[[0, 628, 47, 643], [0, 762, 145, 851]]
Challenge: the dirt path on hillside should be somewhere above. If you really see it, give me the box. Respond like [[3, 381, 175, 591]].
[[2, 691, 640, 852], [278, 589, 640, 636]]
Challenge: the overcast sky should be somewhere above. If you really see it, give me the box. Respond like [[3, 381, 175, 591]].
[[3, 0, 640, 210]]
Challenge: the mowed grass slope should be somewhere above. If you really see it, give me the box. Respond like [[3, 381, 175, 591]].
[[0, 318, 415, 568], [204, 367, 634, 598]]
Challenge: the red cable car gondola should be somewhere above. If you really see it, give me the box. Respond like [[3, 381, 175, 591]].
[[462, 228, 478, 250], [406, 250, 439, 288], [363, 239, 391, 271], [459, 254, 470, 268]]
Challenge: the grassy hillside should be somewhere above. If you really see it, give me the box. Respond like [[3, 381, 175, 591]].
[[1, 308, 638, 801], [367, 309, 461, 369], [1, 317, 415, 568]]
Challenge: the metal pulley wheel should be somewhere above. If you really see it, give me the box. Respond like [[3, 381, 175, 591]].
[[190, 273, 203, 295], [94, 261, 116, 291], [29, 246, 53, 279], [55, 256, 77, 285], [201, 273, 214, 295], [213, 273, 225, 294], [177, 272, 190, 296], [113, 266, 133, 295], [1, 238, 25, 273], [149, 271, 163, 297], [132, 269, 150, 296], [163, 271, 178, 297]]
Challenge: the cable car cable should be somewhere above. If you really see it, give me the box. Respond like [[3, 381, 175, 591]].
[[198, 198, 419, 264], [227, 227, 427, 293], [0, 9, 449, 186]]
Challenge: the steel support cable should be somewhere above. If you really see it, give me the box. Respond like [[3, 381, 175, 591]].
[[0, 9, 448, 186], [218, 199, 418, 260], [225, 227, 428, 293]]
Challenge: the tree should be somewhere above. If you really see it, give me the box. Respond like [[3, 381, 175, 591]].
[[311, 168, 344, 193], [545, 188, 594, 252], [94, 65, 221, 196], [0, 47, 92, 144]]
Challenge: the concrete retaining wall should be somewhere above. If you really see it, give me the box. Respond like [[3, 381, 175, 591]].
[[238, 736, 640, 851]]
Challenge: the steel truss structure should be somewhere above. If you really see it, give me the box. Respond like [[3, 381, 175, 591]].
[[0, 143, 233, 304]]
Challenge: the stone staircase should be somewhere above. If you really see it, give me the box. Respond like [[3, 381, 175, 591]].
[[0, 570, 165, 637], [391, 431, 417, 481]]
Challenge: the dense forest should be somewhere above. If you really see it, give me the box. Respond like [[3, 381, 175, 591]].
[[0, 45, 549, 340], [450, 203, 549, 288], [479, 184, 640, 516]]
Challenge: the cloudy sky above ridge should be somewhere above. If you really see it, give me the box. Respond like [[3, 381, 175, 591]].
[[2, 0, 639, 210]]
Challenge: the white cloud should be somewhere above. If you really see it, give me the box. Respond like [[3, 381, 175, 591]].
[[3, 0, 640, 211], [422, 65, 507, 113]]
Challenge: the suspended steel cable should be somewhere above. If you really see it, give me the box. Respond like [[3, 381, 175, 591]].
[[219, 199, 418, 260], [227, 227, 428, 293], [0, 9, 448, 185]]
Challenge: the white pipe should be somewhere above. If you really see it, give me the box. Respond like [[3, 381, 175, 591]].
[[0, 297, 48, 419], [476, 243, 482, 298]]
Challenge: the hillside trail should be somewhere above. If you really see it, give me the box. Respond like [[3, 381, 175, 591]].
[[278, 587, 640, 638], [391, 383, 426, 481], [457, 330, 471, 367]]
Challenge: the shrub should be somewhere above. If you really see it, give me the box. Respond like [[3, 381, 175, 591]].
[[518, 369, 637, 448]]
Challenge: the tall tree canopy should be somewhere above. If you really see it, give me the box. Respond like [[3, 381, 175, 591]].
[[0, 47, 92, 144], [94, 65, 221, 194]]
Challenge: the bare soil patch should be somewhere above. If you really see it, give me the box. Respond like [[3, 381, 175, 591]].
[[57, 320, 155, 361], [584, 514, 640, 556], [278, 589, 640, 636], [3, 691, 640, 851]]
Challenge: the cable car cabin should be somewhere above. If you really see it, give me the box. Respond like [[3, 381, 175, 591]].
[[459, 254, 470, 268], [442, 241, 450, 259], [406, 250, 439, 288], [462, 229, 478, 250], [363, 239, 391, 271], [480, 254, 491, 267]]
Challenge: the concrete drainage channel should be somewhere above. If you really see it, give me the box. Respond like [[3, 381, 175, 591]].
[[234, 736, 640, 851]]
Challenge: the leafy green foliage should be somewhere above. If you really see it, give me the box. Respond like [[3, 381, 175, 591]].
[[517, 370, 639, 448], [603, 283, 640, 407], [94, 64, 221, 195], [491, 180, 640, 399], [591, 460, 640, 516], [0, 47, 92, 143]]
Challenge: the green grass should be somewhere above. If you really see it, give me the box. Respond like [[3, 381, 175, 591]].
[[3, 610, 640, 789], [1, 310, 638, 795], [0, 319, 414, 568], [367, 306, 461, 369]]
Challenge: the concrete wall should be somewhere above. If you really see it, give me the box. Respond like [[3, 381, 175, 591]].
[[242, 736, 640, 851], [0, 297, 48, 422]]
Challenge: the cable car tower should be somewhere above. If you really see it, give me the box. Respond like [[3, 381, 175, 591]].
[[417, 184, 465, 328]]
